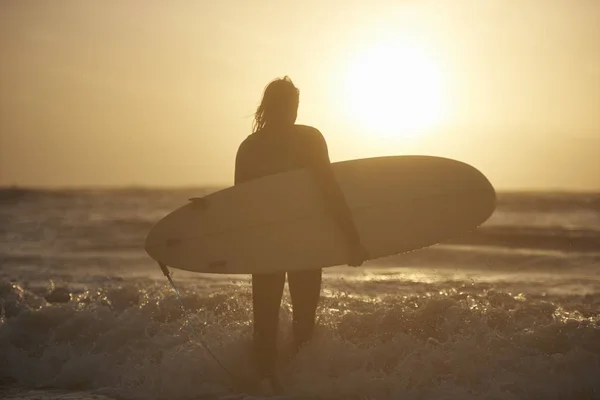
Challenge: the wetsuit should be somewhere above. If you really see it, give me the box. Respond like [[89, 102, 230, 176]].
[[234, 124, 359, 379]]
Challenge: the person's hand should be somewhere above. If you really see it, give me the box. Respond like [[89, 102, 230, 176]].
[[347, 242, 369, 267]]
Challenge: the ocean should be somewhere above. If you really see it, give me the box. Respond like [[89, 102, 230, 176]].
[[1, 188, 599, 400]]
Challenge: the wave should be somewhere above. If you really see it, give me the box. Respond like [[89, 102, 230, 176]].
[[2, 186, 599, 210], [449, 226, 600, 253], [0, 279, 599, 399], [2, 187, 599, 258], [496, 191, 600, 212], [2, 220, 598, 259], [63, 220, 600, 254], [0, 186, 221, 201], [0, 187, 77, 204]]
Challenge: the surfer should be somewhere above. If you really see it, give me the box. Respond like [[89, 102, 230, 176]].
[[235, 76, 369, 392]]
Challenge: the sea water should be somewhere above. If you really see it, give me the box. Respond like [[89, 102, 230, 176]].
[[1, 188, 599, 399]]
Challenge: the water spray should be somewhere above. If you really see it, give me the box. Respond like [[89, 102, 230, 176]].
[[158, 262, 235, 380]]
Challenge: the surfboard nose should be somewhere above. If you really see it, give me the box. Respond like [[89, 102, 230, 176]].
[[448, 158, 496, 227], [469, 163, 497, 225]]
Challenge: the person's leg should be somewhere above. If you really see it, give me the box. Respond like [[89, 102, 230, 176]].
[[251, 272, 286, 380], [287, 268, 322, 352]]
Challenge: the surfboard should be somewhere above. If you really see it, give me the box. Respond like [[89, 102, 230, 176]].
[[145, 156, 496, 274]]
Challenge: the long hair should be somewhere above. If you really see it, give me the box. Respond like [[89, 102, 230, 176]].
[[252, 76, 299, 133]]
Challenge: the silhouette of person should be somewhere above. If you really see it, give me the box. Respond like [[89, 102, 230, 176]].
[[234, 76, 368, 392]]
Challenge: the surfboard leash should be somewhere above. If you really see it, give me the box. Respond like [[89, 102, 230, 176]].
[[157, 262, 236, 381]]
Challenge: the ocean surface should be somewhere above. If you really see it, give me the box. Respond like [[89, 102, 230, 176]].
[[1, 187, 599, 400]]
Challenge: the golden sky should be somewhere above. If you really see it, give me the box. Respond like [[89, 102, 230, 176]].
[[1, 0, 599, 190]]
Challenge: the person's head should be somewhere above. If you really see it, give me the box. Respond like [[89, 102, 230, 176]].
[[253, 76, 299, 132]]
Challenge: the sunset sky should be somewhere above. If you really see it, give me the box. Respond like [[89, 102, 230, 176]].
[[1, 1, 599, 190]]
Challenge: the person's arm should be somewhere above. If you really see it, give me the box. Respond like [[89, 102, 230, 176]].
[[303, 130, 364, 254], [234, 141, 251, 185]]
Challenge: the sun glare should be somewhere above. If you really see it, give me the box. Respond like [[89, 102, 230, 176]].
[[344, 41, 446, 140]]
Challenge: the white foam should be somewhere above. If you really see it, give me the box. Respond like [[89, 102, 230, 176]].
[[1, 277, 599, 399]]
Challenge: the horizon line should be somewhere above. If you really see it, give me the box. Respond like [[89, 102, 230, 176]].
[[1, 183, 598, 194]]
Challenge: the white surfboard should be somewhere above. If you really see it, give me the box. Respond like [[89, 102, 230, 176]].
[[145, 156, 495, 274]]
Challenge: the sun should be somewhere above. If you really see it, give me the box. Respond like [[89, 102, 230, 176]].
[[344, 41, 446, 139]]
